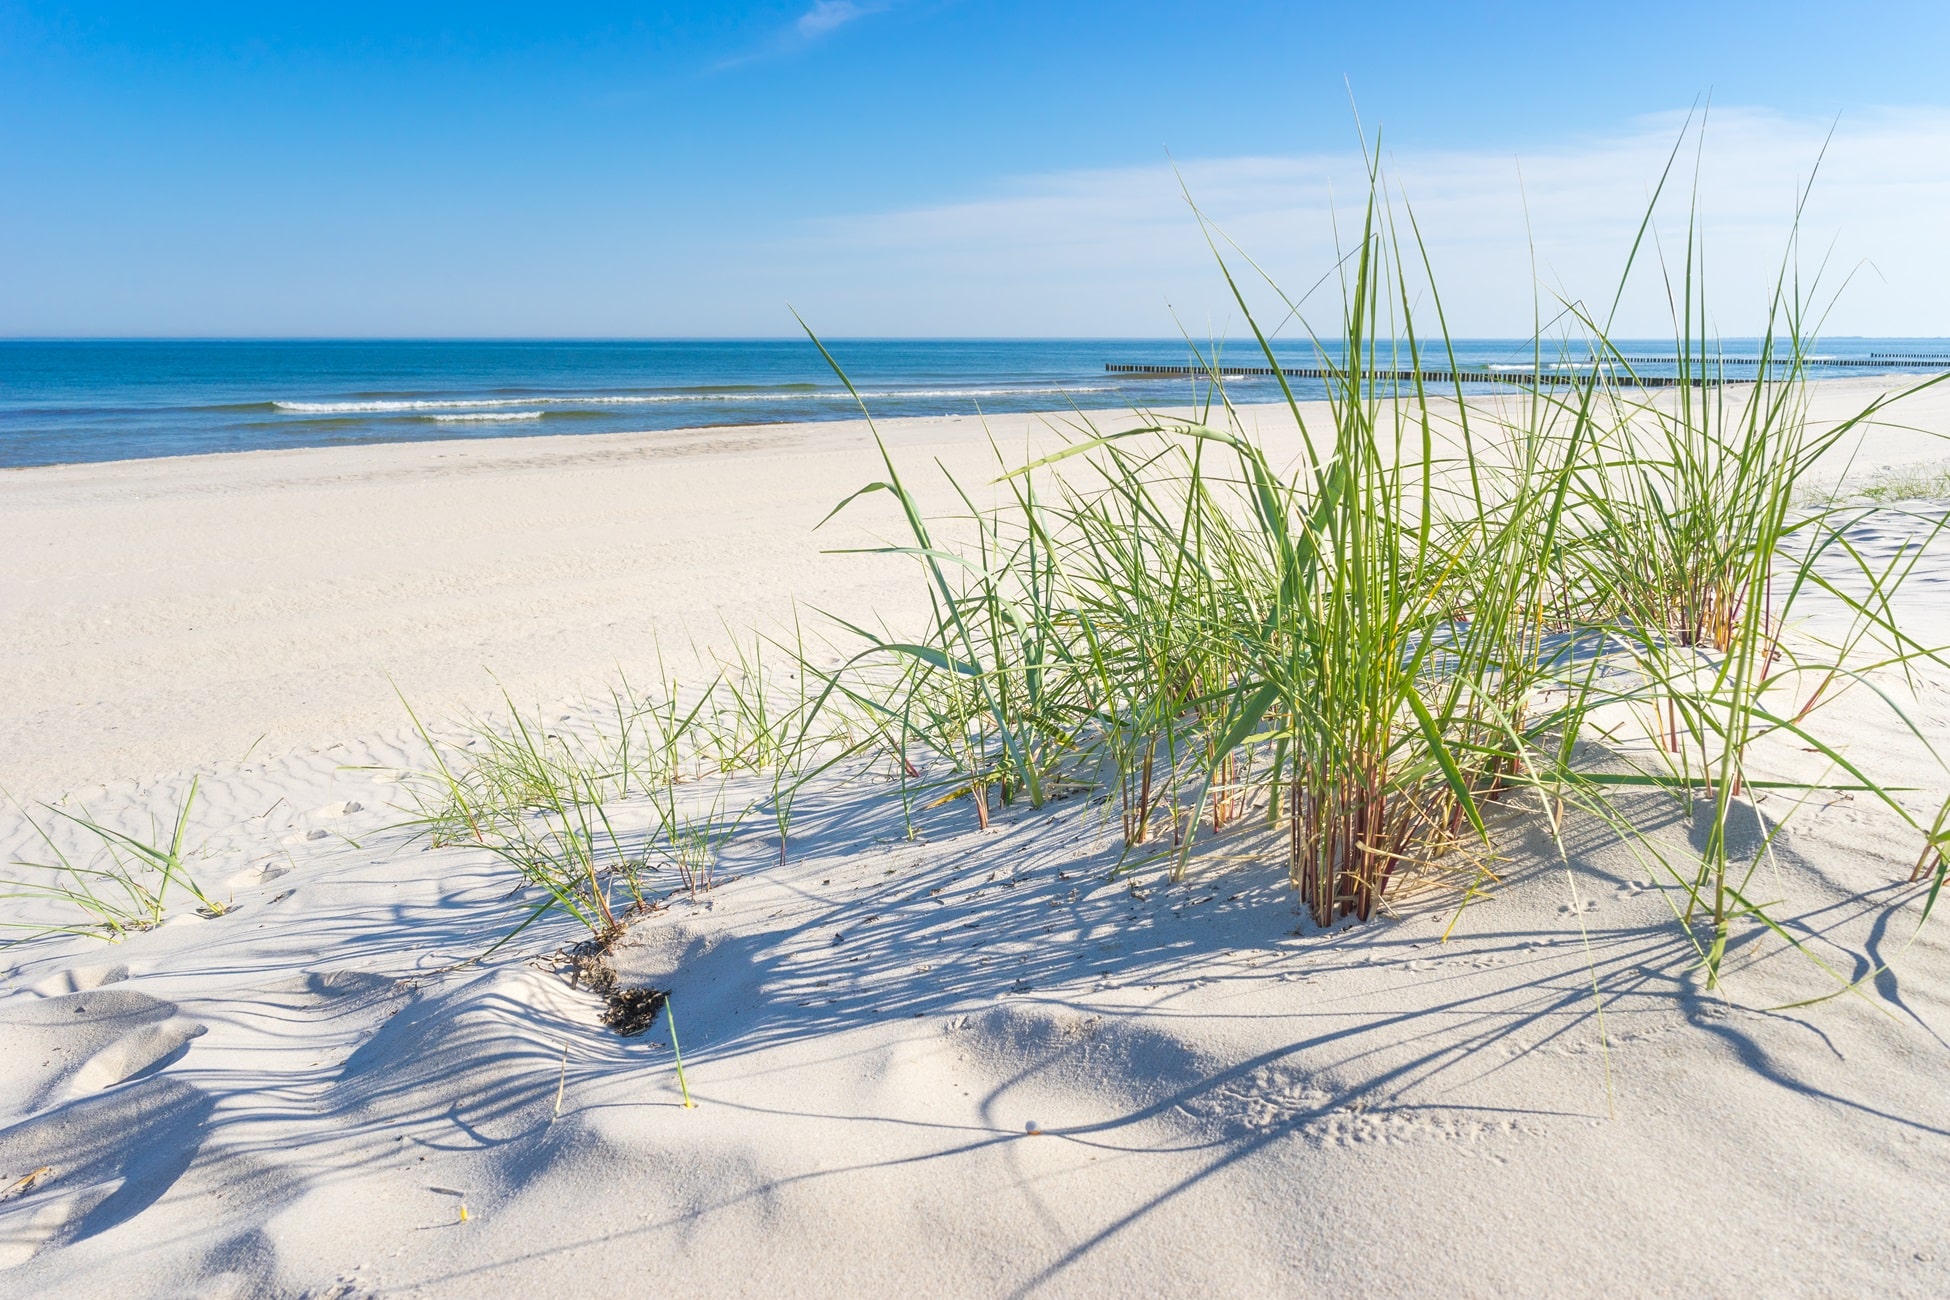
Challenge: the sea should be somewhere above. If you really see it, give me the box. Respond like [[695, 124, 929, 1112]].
[[4, 338, 1949, 470]]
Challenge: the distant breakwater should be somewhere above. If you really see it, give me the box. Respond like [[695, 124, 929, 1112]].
[[1104, 362, 1708, 388], [1106, 352, 1950, 389]]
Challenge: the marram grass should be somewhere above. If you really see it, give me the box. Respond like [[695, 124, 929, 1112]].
[[791, 142, 1949, 991], [9, 135, 1946, 1013]]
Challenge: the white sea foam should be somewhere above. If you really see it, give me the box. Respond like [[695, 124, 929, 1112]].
[[278, 398, 553, 413], [864, 386, 1118, 398], [427, 411, 545, 423], [272, 385, 1118, 414]]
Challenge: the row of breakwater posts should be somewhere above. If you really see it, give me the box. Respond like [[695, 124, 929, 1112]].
[[1615, 354, 1950, 368], [1106, 354, 1950, 389], [1104, 362, 1706, 388]]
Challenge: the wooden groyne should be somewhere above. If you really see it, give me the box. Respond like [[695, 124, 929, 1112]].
[[1103, 362, 1705, 388], [1108, 353, 1950, 387], [1615, 354, 1950, 369]]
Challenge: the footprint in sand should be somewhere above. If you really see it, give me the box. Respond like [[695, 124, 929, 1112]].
[[0, 987, 207, 1113], [0, 1075, 215, 1271], [0, 1186, 78, 1269], [28, 964, 130, 997], [228, 862, 289, 888]]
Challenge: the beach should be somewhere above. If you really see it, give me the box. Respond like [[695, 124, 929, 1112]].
[[10, 379, 1949, 801], [4, 381, 1950, 1296]]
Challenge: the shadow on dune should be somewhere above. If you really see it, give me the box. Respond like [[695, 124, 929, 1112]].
[[390, 769, 1947, 1294], [5, 754, 1941, 1295]]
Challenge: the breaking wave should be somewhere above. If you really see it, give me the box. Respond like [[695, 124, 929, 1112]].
[[272, 385, 1116, 414], [427, 411, 545, 423]]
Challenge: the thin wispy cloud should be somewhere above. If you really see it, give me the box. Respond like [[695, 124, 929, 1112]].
[[715, 0, 892, 70], [797, 1, 874, 39], [762, 108, 1950, 337]]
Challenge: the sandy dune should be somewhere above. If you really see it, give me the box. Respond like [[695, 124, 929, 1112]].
[[3, 381, 1950, 1297]]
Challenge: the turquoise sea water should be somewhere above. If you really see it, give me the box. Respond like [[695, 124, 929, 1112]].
[[3, 338, 1948, 469]]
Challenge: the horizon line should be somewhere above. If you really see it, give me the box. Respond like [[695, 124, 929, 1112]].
[[4, 333, 1944, 344]]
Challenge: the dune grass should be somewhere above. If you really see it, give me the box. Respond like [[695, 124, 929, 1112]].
[[1801, 459, 1950, 509], [12, 124, 1937, 1026], [386, 632, 878, 958], [2, 779, 228, 943], [332, 138, 1950, 1010], [787, 140, 1948, 992]]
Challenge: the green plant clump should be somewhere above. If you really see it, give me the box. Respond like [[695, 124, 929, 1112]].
[[4, 778, 228, 943], [797, 133, 1948, 989]]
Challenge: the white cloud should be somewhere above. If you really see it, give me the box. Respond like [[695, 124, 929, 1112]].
[[709, 1, 888, 71], [765, 107, 1950, 338], [11, 104, 1944, 339], [796, 1, 870, 38]]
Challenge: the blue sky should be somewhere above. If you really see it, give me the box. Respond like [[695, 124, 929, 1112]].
[[4, 1, 1948, 336]]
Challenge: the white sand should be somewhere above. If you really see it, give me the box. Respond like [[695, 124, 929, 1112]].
[[3, 381, 1949, 1297]]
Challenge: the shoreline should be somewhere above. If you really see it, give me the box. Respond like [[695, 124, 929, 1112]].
[[5, 365, 1948, 475]]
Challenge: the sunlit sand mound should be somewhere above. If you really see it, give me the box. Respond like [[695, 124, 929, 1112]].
[[1, 708, 1947, 1296]]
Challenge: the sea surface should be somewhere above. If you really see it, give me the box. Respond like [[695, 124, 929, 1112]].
[[4, 338, 1948, 469]]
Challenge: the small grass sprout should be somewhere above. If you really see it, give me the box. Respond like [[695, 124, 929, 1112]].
[[665, 994, 695, 1109], [3, 779, 226, 943]]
